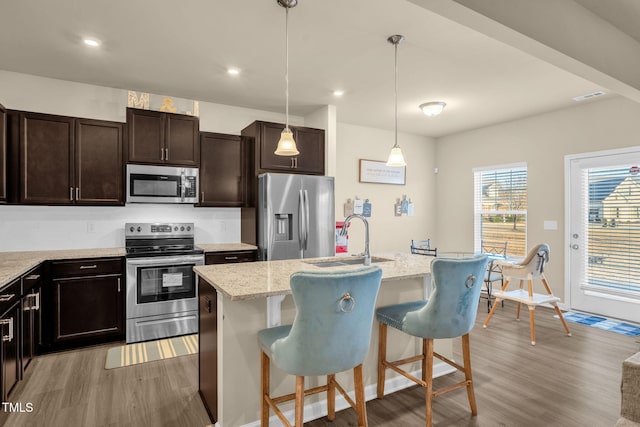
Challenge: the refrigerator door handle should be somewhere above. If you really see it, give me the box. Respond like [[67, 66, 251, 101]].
[[298, 189, 305, 250], [303, 189, 310, 250]]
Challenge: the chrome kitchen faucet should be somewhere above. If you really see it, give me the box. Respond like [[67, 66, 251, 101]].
[[340, 214, 371, 266]]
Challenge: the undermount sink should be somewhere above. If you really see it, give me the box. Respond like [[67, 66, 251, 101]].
[[305, 256, 393, 268]]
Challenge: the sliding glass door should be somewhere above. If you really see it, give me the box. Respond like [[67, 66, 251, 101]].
[[567, 148, 640, 322]]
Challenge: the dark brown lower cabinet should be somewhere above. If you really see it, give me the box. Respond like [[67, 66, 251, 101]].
[[0, 278, 21, 401], [199, 278, 217, 422], [50, 258, 124, 347], [199, 250, 257, 423]]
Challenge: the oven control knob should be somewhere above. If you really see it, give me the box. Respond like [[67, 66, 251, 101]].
[[137, 226, 141, 232], [180, 226, 185, 231], [187, 226, 191, 231], [174, 226, 178, 231], [129, 226, 134, 232]]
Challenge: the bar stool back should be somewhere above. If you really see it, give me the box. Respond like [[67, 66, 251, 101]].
[[258, 266, 383, 427]]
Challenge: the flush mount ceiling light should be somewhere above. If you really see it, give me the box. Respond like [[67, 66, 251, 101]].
[[274, 0, 300, 156], [227, 68, 240, 76], [386, 34, 406, 168], [82, 38, 101, 47], [419, 101, 446, 117], [333, 90, 344, 97]]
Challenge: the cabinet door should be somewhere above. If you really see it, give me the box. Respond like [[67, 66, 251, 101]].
[[198, 278, 217, 422], [199, 133, 243, 207], [165, 113, 199, 166], [54, 275, 123, 342], [0, 103, 6, 203], [19, 112, 74, 204], [75, 119, 124, 205], [294, 127, 325, 175], [127, 108, 164, 164], [259, 122, 297, 171], [1, 303, 20, 401]]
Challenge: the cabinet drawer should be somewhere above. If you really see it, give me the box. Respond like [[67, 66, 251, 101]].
[[51, 258, 123, 278], [0, 278, 21, 315], [205, 251, 257, 265], [22, 264, 43, 293]]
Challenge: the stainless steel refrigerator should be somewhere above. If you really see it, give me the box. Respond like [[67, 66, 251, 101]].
[[258, 173, 335, 261]]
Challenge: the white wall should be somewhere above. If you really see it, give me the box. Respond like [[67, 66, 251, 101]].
[[434, 95, 640, 300], [0, 70, 309, 251], [0, 205, 240, 251], [335, 123, 436, 254]]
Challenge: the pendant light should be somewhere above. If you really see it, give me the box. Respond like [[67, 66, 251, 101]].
[[274, 0, 300, 156], [386, 34, 406, 167]]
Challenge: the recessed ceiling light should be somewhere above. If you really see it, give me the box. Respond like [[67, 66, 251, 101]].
[[83, 38, 101, 47], [227, 68, 240, 76], [333, 90, 344, 97]]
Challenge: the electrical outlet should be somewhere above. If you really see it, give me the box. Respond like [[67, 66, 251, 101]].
[[87, 222, 96, 234]]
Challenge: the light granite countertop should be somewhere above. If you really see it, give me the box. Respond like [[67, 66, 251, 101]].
[[197, 243, 257, 252], [0, 248, 126, 288], [194, 252, 436, 301], [0, 243, 258, 289]]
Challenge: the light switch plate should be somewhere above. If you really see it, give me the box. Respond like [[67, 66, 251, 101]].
[[543, 220, 558, 230]]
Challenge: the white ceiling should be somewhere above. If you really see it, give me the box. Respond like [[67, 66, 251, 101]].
[[0, 0, 628, 137]]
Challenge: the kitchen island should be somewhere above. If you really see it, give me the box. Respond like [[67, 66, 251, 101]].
[[195, 253, 456, 426]]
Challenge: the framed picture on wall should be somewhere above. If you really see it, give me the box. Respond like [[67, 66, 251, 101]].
[[359, 159, 406, 185]]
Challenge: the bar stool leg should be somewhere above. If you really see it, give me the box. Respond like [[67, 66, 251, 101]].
[[261, 351, 270, 427], [354, 364, 368, 427], [377, 323, 388, 398], [327, 374, 336, 421], [461, 334, 477, 415], [295, 376, 304, 427], [424, 338, 434, 427]]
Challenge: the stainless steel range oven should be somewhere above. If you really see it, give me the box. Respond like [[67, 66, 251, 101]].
[[125, 222, 204, 343]]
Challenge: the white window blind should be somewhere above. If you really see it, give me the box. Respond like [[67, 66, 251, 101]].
[[583, 166, 640, 296], [474, 165, 527, 257]]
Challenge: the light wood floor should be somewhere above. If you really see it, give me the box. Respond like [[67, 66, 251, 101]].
[[1, 302, 638, 427], [0, 342, 211, 427], [308, 303, 640, 427]]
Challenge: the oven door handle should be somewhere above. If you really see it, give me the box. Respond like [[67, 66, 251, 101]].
[[126, 255, 204, 266]]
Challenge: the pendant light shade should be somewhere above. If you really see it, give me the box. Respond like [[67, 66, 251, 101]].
[[274, 0, 300, 156], [386, 34, 406, 167], [274, 127, 299, 155]]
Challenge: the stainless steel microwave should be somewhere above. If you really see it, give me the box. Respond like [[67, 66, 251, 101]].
[[126, 164, 199, 204]]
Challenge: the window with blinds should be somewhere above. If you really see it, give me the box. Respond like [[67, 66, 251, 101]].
[[584, 166, 640, 296], [474, 164, 527, 257]]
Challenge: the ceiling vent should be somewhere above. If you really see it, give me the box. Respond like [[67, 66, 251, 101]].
[[573, 91, 606, 101]]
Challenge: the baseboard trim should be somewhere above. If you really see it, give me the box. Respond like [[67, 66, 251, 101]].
[[239, 361, 456, 427]]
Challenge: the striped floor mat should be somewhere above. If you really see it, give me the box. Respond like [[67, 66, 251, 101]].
[[105, 334, 198, 369], [558, 312, 640, 337]]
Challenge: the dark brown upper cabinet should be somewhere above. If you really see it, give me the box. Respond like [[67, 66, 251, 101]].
[[75, 119, 124, 205], [199, 132, 244, 207], [127, 108, 199, 166], [9, 111, 124, 205], [0, 103, 6, 203], [241, 121, 325, 175]]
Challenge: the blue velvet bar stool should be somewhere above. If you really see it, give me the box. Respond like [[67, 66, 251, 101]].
[[258, 266, 383, 427], [376, 255, 488, 427]]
